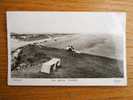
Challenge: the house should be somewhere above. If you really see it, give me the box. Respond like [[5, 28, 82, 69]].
[[41, 58, 61, 74]]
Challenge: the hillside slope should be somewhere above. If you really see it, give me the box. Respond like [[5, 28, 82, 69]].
[[11, 44, 123, 78]]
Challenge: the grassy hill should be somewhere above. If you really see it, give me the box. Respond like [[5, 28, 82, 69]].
[[11, 44, 123, 78]]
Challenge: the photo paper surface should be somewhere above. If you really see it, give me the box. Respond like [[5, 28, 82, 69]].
[[7, 12, 127, 86]]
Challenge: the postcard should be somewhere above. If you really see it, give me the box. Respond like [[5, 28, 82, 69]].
[[7, 11, 127, 86]]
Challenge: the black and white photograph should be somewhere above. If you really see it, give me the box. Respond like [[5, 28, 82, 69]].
[[7, 12, 127, 86]]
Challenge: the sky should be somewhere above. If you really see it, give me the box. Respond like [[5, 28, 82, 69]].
[[6, 12, 126, 36]]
